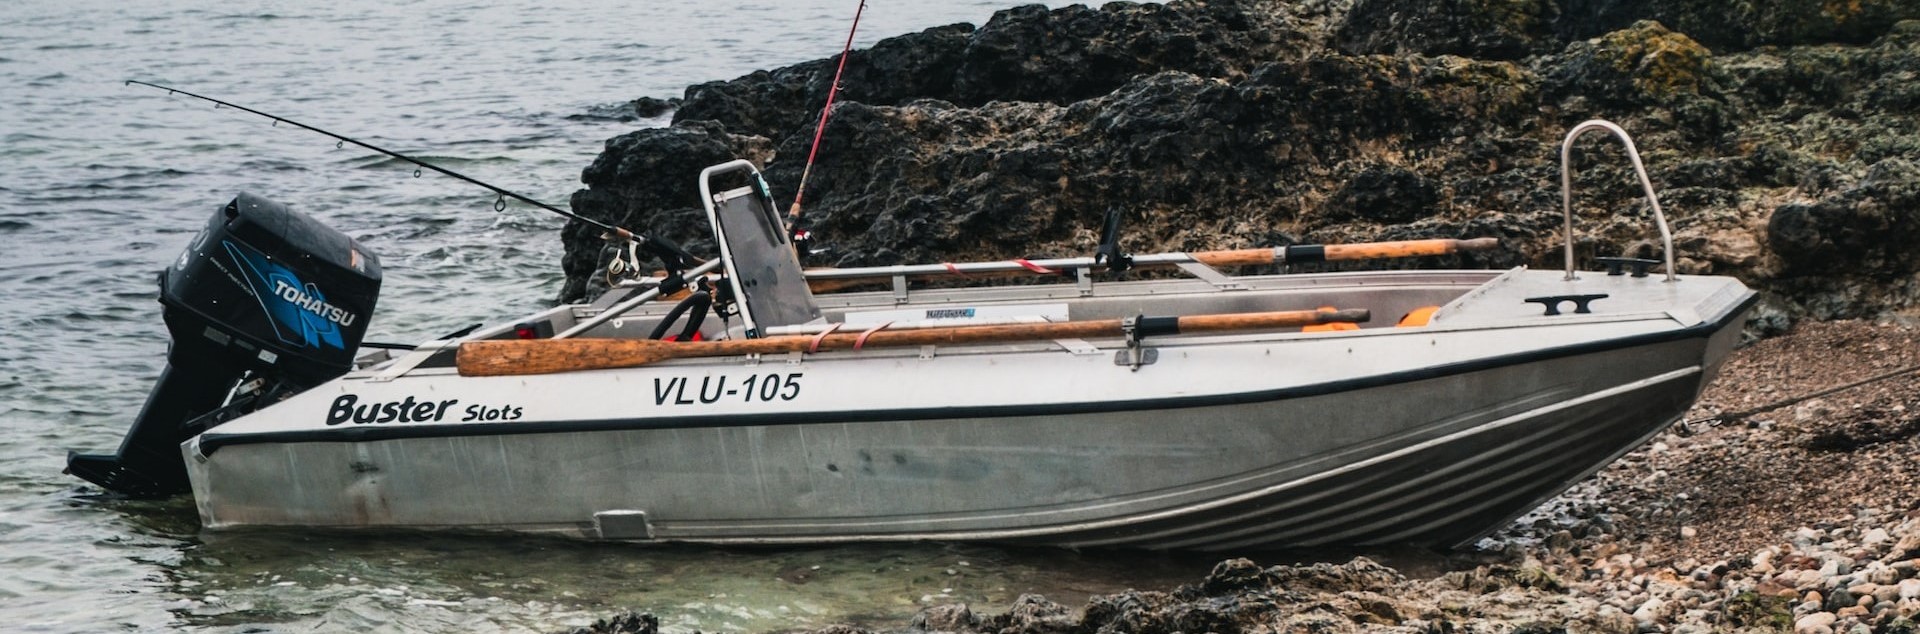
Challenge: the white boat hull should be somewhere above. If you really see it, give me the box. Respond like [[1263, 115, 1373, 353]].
[[184, 269, 1752, 550]]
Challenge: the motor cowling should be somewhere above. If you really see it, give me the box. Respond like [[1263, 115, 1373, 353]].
[[67, 194, 381, 496]]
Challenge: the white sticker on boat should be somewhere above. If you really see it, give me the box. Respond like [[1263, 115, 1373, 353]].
[[843, 302, 1068, 326]]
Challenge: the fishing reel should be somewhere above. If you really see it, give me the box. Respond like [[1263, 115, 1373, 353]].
[[599, 232, 702, 295]]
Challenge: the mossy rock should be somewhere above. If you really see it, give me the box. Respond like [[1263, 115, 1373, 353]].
[[1556, 0, 1920, 51], [1547, 20, 1716, 106]]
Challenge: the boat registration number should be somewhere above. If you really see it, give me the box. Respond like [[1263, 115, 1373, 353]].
[[654, 373, 803, 406]]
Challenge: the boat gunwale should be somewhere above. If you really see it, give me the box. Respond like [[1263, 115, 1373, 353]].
[[193, 291, 1757, 455]]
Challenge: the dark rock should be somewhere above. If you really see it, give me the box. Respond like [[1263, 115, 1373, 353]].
[[558, 611, 657, 634], [1554, 0, 1919, 51], [1324, 165, 1442, 224], [1261, 557, 1407, 593], [561, 0, 1920, 322], [943, 3, 1282, 106], [977, 594, 1075, 634], [569, 97, 680, 123], [1823, 587, 1857, 612], [672, 2, 1291, 140], [796, 626, 875, 634], [909, 603, 978, 632], [1201, 558, 1268, 594], [1767, 159, 1920, 282], [630, 96, 676, 119], [1337, 0, 1560, 59]]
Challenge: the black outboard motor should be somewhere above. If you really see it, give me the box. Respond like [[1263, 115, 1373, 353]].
[[67, 194, 381, 497]]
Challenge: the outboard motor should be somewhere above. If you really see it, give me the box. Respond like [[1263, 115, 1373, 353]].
[[67, 194, 381, 497]]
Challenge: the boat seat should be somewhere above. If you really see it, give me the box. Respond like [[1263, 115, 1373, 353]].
[[704, 169, 824, 337]]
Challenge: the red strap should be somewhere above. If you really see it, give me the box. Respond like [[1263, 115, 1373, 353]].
[[942, 262, 973, 278], [808, 323, 843, 353], [854, 321, 892, 350], [1013, 258, 1056, 274]]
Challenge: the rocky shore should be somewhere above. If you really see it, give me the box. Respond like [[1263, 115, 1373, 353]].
[[559, 320, 1920, 633], [557, 0, 1919, 332]]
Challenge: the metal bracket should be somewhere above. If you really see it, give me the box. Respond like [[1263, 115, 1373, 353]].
[[1117, 316, 1155, 370], [743, 352, 762, 367], [892, 273, 910, 303], [1113, 348, 1158, 368], [1076, 267, 1094, 296], [918, 345, 936, 360], [785, 350, 806, 366], [1175, 261, 1248, 290]]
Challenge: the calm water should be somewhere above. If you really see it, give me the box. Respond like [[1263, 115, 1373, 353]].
[[0, 1, 1224, 631]]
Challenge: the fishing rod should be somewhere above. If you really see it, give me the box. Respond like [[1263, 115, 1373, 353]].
[[125, 80, 663, 250], [785, 0, 867, 230]]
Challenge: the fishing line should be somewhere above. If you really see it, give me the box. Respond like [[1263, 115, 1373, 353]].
[[125, 80, 650, 245]]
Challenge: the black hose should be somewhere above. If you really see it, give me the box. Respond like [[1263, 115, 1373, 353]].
[[648, 291, 712, 340]]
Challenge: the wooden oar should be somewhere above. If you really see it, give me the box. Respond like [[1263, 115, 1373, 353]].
[[1212, 237, 1500, 266], [457, 308, 1369, 377], [801, 237, 1499, 293]]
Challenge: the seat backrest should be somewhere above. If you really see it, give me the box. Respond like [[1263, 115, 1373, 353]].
[[702, 163, 822, 337]]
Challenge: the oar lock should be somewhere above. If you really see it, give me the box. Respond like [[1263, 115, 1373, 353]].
[[1116, 315, 1179, 371]]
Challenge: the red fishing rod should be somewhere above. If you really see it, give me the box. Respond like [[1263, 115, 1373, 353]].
[[785, 0, 868, 231]]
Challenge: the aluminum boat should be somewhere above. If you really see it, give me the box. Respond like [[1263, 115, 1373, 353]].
[[70, 121, 1754, 550]]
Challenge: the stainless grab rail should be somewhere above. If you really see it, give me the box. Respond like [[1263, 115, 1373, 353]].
[[554, 258, 725, 339], [1559, 119, 1676, 282]]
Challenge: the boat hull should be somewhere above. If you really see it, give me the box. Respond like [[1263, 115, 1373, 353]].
[[185, 298, 1743, 550]]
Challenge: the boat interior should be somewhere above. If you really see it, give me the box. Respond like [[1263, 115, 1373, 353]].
[[363, 120, 1694, 376]]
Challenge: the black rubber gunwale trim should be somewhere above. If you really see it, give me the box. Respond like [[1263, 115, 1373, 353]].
[[198, 293, 1757, 454]]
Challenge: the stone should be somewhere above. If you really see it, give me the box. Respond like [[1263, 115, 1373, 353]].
[[1795, 611, 1837, 634], [1889, 530, 1920, 562], [911, 603, 978, 632], [1826, 588, 1857, 611], [1632, 597, 1666, 622]]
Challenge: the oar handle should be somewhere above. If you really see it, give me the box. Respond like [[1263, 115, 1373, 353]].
[[457, 308, 1370, 376], [1323, 237, 1499, 261], [1192, 237, 1499, 267]]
